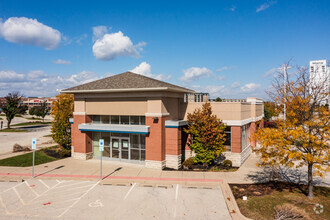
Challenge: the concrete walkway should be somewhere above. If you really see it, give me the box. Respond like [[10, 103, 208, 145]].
[[0, 152, 328, 187]]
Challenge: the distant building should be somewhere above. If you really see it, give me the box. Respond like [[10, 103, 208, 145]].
[[309, 60, 330, 105], [184, 93, 209, 102], [22, 97, 57, 109]]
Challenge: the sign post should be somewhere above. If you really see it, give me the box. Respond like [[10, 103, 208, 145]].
[[32, 138, 36, 177], [99, 139, 104, 180]]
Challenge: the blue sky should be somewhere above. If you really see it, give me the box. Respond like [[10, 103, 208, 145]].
[[0, 0, 329, 99]]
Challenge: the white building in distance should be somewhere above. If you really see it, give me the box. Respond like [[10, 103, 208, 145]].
[[309, 60, 330, 105]]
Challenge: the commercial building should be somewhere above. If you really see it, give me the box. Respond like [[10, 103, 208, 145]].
[[22, 97, 57, 109], [61, 72, 264, 169], [309, 60, 330, 105]]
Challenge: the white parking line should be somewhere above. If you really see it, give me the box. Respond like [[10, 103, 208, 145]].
[[57, 181, 100, 218], [13, 187, 25, 205], [0, 195, 11, 215], [39, 180, 50, 189], [124, 183, 136, 200], [2, 182, 25, 193], [173, 184, 179, 218], [53, 181, 89, 189], [24, 181, 39, 197], [43, 183, 97, 196]]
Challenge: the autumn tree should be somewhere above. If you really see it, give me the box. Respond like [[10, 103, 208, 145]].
[[254, 62, 329, 198], [184, 102, 226, 165], [51, 94, 74, 150], [264, 101, 278, 121], [35, 101, 49, 122], [0, 92, 24, 129]]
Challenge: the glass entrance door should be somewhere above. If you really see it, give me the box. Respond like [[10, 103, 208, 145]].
[[111, 137, 130, 160], [111, 138, 120, 158]]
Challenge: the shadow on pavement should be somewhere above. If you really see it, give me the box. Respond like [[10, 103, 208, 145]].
[[35, 165, 65, 177], [246, 166, 325, 186], [102, 167, 122, 180]]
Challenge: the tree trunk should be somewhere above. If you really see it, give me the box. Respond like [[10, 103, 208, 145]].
[[307, 163, 314, 198], [7, 120, 10, 129]]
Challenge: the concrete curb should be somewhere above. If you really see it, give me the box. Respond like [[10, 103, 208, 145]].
[[219, 181, 252, 220]]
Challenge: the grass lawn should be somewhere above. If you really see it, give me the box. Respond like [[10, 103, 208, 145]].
[[0, 146, 69, 167], [231, 181, 329, 220], [0, 128, 28, 132], [0, 150, 57, 167], [12, 122, 51, 127]]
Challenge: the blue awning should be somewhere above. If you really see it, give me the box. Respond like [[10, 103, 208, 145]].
[[78, 123, 150, 134]]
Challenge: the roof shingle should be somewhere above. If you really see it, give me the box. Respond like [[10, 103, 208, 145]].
[[62, 71, 193, 93]]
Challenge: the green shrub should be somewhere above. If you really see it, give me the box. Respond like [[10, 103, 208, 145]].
[[59, 149, 71, 158], [182, 157, 195, 168], [222, 159, 232, 167]]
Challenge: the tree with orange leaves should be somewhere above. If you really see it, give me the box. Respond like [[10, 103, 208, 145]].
[[184, 102, 226, 165], [254, 62, 329, 198], [51, 94, 74, 150]]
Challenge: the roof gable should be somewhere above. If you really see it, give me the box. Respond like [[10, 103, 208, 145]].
[[61, 71, 193, 93]]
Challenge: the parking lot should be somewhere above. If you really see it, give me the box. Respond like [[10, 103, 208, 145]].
[[0, 179, 231, 219]]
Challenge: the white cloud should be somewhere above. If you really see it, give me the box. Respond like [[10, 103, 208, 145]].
[[180, 67, 212, 82], [0, 17, 61, 50], [27, 70, 46, 79], [216, 75, 226, 80], [0, 69, 103, 97], [92, 31, 144, 61], [230, 5, 236, 12], [231, 82, 241, 88], [92, 26, 111, 41], [241, 83, 261, 92], [217, 66, 235, 72], [67, 71, 99, 85], [263, 67, 277, 77], [0, 70, 24, 82], [256, 1, 277, 13], [52, 59, 71, 65], [75, 33, 87, 45], [130, 62, 171, 81]]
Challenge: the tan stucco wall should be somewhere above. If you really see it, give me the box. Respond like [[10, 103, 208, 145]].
[[74, 99, 86, 112], [183, 102, 248, 120], [182, 102, 264, 121], [162, 97, 181, 120], [80, 97, 148, 115]]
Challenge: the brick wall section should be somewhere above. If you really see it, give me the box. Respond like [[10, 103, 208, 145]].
[[145, 116, 168, 161], [231, 126, 242, 153], [250, 122, 256, 149], [259, 118, 264, 129], [165, 127, 181, 155], [72, 115, 92, 153]]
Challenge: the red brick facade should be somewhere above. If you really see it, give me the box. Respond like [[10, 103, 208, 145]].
[[72, 115, 93, 154], [165, 127, 181, 155], [250, 122, 256, 149], [145, 116, 168, 161], [231, 126, 242, 153]]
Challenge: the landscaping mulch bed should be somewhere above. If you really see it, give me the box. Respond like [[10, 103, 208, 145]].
[[164, 164, 238, 172], [230, 181, 330, 220]]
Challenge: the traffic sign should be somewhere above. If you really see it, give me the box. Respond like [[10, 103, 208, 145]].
[[32, 138, 36, 150], [99, 139, 104, 152]]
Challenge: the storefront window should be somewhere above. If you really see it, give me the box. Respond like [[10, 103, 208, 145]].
[[92, 132, 101, 157], [224, 126, 231, 151], [92, 115, 101, 124], [101, 115, 110, 124], [111, 116, 120, 124], [121, 116, 129, 125], [130, 116, 140, 125]]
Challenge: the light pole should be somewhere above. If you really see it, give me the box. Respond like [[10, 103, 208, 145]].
[[279, 64, 291, 123]]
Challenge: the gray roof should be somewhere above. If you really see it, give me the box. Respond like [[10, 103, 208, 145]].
[[61, 71, 194, 93]]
